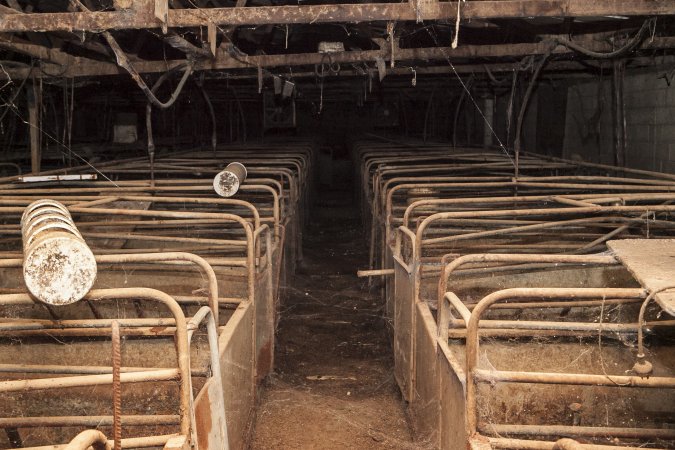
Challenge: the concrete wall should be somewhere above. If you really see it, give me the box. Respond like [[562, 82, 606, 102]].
[[562, 67, 675, 173]]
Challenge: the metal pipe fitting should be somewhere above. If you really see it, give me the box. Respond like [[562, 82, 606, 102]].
[[21, 199, 97, 305], [64, 430, 112, 450], [213, 162, 247, 197]]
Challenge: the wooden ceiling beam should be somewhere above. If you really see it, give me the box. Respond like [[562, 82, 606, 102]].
[[1, 34, 672, 79], [0, 1, 672, 33]]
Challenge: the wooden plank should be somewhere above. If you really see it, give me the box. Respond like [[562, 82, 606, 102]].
[[0, 1, 673, 33], [608, 239, 675, 315], [154, 0, 168, 33]]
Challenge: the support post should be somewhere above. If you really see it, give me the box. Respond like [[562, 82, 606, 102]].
[[26, 79, 41, 175], [483, 96, 494, 148], [612, 59, 627, 168]]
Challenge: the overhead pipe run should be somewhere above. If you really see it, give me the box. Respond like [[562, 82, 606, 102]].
[[21, 199, 97, 305], [213, 162, 248, 198]]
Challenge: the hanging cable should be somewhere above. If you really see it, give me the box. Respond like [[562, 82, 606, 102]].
[[452, 76, 473, 149], [196, 74, 217, 154], [505, 69, 518, 146], [513, 48, 554, 178], [554, 18, 656, 60], [69, 0, 195, 108], [634, 285, 675, 376], [145, 64, 191, 186]]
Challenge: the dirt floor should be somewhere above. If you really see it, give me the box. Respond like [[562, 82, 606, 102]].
[[250, 190, 417, 449]]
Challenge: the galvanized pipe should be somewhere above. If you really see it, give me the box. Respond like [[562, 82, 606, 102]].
[[488, 436, 670, 450], [19, 434, 177, 450], [474, 368, 675, 387], [465, 287, 649, 435], [0, 415, 179, 428], [481, 424, 675, 440], [0, 364, 207, 376], [187, 306, 229, 449], [97, 252, 221, 324], [0, 288, 193, 438], [64, 430, 111, 450], [0, 251, 223, 323], [438, 253, 618, 308], [0, 368, 180, 392]]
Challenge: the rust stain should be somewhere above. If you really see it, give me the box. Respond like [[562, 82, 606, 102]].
[[150, 326, 167, 334], [194, 390, 213, 450], [256, 339, 273, 382]]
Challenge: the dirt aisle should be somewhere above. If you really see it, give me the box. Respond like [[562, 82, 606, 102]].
[[251, 191, 416, 449]]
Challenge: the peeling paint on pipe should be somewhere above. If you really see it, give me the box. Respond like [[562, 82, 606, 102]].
[[213, 162, 247, 198], [21, 199, 97, 305]]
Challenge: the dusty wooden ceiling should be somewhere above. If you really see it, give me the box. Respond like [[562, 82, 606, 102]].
[[0, 0, 673, 82]]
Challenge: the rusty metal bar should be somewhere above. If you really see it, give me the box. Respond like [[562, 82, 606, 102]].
[[20, 434, 176, 450], [438, 253, 618, 309], [0, 368, 180, 391], [0, 288, 193, 438], [465, 287, 648, 435], [0, 363, 208, 376], [64, 430, 111, 450], [487, 437, 670, 450], [357, 268, 395, 277], [0, 251, 223, 323], [480, 424, 675, 440], [0, 415, 179, 428], [474, 368, 675, 387], [187, 306, 229, 448]]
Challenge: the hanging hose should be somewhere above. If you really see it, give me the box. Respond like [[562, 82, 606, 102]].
[[635, 285, 675, 376], [554, 18, 656, 60], [453, 76, 473, 149], [104, 33, 194, 108], [513, 49, 553, 178], [196, 75, 217, 154], [145, 64, 192, 186], [69, 0, 195, 109], [229, 87, 247, 142], [505, 69, 518, 146], [422, 86, 436, 142], [145, 101, 155, 186]]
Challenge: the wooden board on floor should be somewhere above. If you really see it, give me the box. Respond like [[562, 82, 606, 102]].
[[608, 239, 675, 315]]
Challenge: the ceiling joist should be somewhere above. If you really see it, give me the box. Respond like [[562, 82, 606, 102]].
[[1, 34, 672, 80], [0, 0, 673, 33]]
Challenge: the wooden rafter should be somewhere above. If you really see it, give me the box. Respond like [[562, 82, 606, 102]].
[[1, 35, 673, 79], [0, 1, 672, 33]]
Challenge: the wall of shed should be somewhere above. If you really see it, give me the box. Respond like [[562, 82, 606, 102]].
[[562, 66, 675, 172]]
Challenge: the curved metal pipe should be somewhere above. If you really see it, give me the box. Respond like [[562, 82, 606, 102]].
[[64, 430, 112, 450]]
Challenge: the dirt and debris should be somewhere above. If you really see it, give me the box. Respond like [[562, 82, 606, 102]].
[[251, 190, 416, 449]]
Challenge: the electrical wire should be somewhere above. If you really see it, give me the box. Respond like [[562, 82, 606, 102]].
[[424, 27, 515, 168], [555, 18, 657, 60]]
